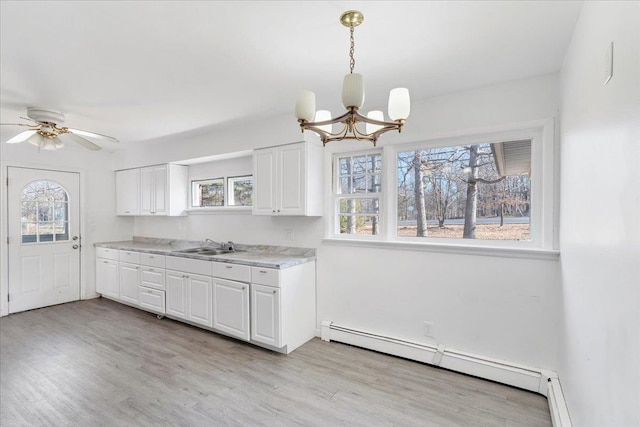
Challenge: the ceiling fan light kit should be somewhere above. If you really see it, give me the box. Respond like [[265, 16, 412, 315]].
[[2, 107, 119, 151], [295, 10, 410, 146]]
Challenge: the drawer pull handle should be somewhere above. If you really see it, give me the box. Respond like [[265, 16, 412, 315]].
[[242, 286, 246, 290], [149, 256, 154, 259], [259, 270, 267, 274], [103, 261, 108, 264], [225, 266, 233, 269], [149, 268, 154, 272], [273, 290, 276, 294]]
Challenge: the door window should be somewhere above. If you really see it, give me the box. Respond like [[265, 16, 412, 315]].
[[21, 180, 69, 243]]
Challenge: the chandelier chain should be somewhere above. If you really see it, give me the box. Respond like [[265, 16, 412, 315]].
[[349, 25, 355, 74]]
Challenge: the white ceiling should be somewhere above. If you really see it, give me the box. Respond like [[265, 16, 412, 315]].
[[0, 1, 582, 147]]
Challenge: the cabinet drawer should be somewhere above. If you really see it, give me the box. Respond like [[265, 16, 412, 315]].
[[96, 247, 119, 261], [212, 262, 251, 283], [139, 286, 165, 314], [119, 250, 141, 264], [140, 253, 165, 268], [166, 256, 212, 276], [251, 267, 280, 287], [140, 266, 165, 290]]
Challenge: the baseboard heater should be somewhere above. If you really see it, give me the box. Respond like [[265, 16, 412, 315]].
[[321, 321, 573, 427]]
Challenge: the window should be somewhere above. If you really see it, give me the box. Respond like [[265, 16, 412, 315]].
[[397, 141, 531, 241], [21, 180, 69, 243], [191, 178, 224, 207], [333, 151, 382, 236], [328, 120, 555, 251], [227, 175, 253, 206]]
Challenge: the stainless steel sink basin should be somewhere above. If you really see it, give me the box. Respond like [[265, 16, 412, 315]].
[[174, 247, 243, 256]]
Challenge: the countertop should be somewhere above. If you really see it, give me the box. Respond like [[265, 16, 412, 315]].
[[94, 237, 315, 269]]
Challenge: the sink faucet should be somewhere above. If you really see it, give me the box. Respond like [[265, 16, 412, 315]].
[[205, 238, 235, 252], [205, 238, 224, 248]]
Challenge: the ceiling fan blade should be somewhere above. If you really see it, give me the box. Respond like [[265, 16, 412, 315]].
[[66, 128, 119, 143], [58, 133, 102, 151], [6, 130, 37, 144], [1, 122, 37, 127]]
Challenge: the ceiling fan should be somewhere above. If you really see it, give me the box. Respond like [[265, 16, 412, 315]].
[[1, 108, 119, 151]]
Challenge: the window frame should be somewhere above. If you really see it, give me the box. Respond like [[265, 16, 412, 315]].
[[325, 119, 557, 255], [330, 148, 385, 241], [227, 175, 254, 207], [20, 179, 70, 244], [191, 177, 225, 208]]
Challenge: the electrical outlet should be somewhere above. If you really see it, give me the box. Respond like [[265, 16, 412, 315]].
[[424, 321, 434, 338], [285, 229, 295, 241]]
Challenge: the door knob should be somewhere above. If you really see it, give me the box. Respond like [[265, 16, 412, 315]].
[[72, 244, 79, 249]]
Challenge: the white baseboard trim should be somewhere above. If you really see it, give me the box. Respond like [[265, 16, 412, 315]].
[[547, 375, 573, 427], [321, 319, 571, 427]]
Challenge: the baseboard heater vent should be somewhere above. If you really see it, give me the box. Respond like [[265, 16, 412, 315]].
[[321, 321, 572, 427], [323, 321, 545, 393]]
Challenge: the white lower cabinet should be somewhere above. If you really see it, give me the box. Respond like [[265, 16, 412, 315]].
[[96, 248, 316, 354], [119, 262, 140, 305], [166, 268, 212, 327], [96, 258, 119, 299], [250, 283, 281, 347], [166, 270, 188, 319], [213, 278, 250, 341]]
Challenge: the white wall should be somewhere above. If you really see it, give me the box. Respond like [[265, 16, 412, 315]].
[[558, 2, 640, 426], [319, 73, 562, 369], [128, 73, 563, 370], [0, 141, 134, 315]]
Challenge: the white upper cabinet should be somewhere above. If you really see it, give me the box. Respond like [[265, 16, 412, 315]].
[[116, 164, 188, 216], [252, 142, 323, 216], [116, 168, 140, 215]]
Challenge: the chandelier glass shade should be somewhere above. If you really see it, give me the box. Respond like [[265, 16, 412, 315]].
[[295, 10, 410, 146]]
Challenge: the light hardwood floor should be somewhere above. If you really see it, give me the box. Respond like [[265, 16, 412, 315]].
[[0, 298, 551, 426]]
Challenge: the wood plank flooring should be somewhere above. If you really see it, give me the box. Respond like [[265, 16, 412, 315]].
[[1, 298, 551, 426]]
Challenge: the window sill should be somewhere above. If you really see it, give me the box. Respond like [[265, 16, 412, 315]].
[[321, 238, 560, 261], [186, 206, 252, 215]]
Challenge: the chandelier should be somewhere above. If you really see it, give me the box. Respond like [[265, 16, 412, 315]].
[[295, 10, 410, 147]]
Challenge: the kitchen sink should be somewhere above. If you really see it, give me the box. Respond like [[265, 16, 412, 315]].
[[173, 247, 243, 256]]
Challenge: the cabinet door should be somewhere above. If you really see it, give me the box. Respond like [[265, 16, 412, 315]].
[[96, 259, 119, 299], [140, 167, 154, 215], [119, 262, 140, 305], [166, 270, 188, 319], [187, 274, 212, 327], [152, 165, 167, 215], [213, 278, 249, 341], [116, 169, 140, 215], [278, 144, 305, 215], [251, 284, 281, 348], [252, 147, 277, 215]]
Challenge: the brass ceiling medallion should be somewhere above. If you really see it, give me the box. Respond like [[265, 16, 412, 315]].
[[339, 10, 364, 28], [295, 10, 410, 146]]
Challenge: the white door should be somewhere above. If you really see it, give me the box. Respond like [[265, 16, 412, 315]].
[[213, 278, 250, 341], [251, 284, 281, 347], [7, 167, 81, 313], [140, 166, 154, 215]]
